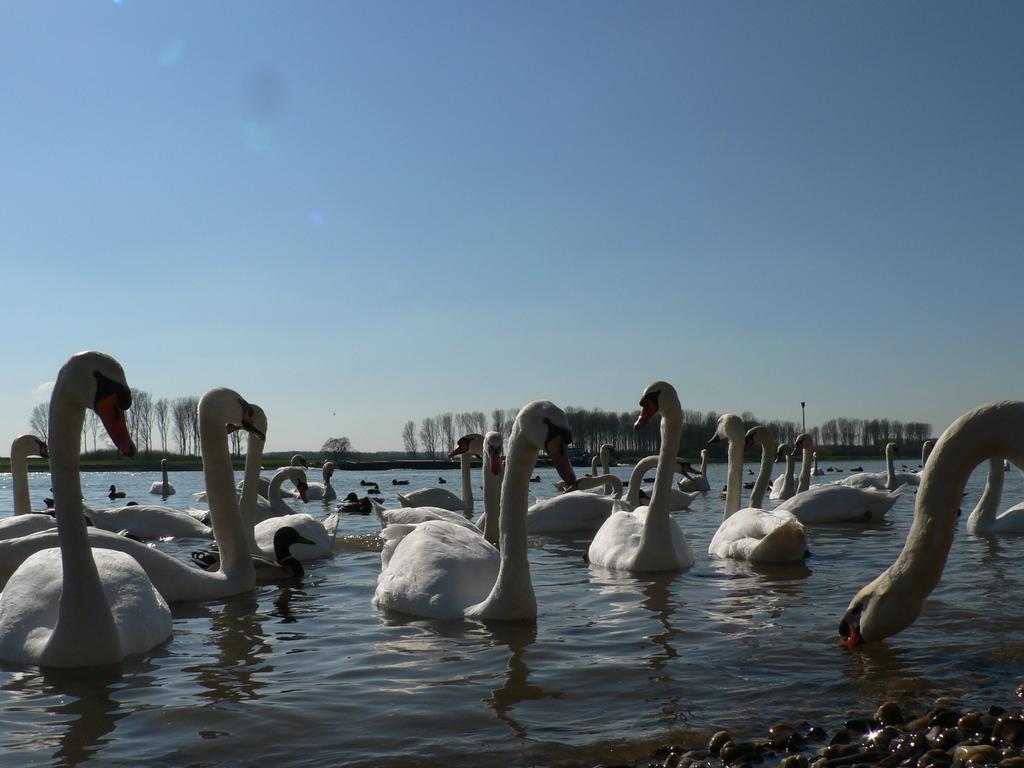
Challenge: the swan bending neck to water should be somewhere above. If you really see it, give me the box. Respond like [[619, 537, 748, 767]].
[[374, 402, 576, 620], [149, 458, 175, 496], [588, 381, 694, 572], [0, 351, 171, 667], [966, 458, 1024, 534], [840, 401, 1024, 645]]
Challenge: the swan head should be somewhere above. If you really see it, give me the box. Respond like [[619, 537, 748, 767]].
[[277, 466, 309, 502], [634, 381, 680, 429], [514, 401, 576, 487], [202, 389, 267, 442], [774, 443, 792, 463], [744, 425, 775, 452], [161, 458, 168, 469], [57, 351, 136, 456], [793, 433, 813, 453], [483, 432, 504, 476], [291, 454, 309, 468], [839, 566, 920, 646], [322, 461, 336, 478], [12, 434, 49, 460], [449, 433, 485, 459], [709, 413, 745, 449]]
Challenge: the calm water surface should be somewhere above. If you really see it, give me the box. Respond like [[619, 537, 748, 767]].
[[0, 460, 1022, 766]]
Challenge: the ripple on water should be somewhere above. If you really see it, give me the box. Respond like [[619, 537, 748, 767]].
[[1, 463, 1023, 765]]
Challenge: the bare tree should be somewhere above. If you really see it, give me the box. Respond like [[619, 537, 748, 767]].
[[172, 397, 191, 454], [128, 388, 154, 453], [86, 410, 100, 453], [438, 412, 455, 453], [186, 396, 200, 456], [154, 397, 170, 454], [419, 417, 439, 458], [29, 403, 48, 441], [402, 420, 418, 456]]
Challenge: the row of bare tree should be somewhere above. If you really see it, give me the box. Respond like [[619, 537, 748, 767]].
[[29, 391, 248, 456], [399, 406, 933, 460]]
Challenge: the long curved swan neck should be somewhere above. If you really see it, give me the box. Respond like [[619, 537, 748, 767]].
[[724, 436, 744, 517], [10, 436, 35, 515], [812, 452, 819, 473], [590, 455, 600, 477], [884, 443, 896, 490], [749, 435, 776, 510], [480, 422, 537, 618], [626, 456, 659, 507], [922, 440, 935, 467], [238, 435, 265, 555], [642, 402, 682, 543], [161, 460, 169, 491], [48, 378, 122, 662], [199, 397, 252, 583], [460, 452, 474, 514], [896, 402, 1024, 602], [699, 448, 708, 476], [796, 435, 813, 492], [600, 444, 613, 475], [482, 461, 501, 547], [782, 451, 796, 496], [967, 459, 1004, 532]]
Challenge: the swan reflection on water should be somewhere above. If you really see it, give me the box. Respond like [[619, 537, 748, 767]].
[[180, 596, 272, 703]]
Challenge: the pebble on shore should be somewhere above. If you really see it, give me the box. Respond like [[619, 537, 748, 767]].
[[592, 689, 1024, 768]]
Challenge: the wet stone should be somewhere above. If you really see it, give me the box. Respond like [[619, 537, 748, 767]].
[[780, 756, 809, 768], [917, 749, 953, 768], [770, 724, 797, 749], [992, 707, 1008, 718], [931, 728, 960, 751], [877, 703, 906, 727], [929, 709, 962, 729], [960, 713, 986, 735], [806, 727, 829, 743], [822, 744, 862, 760], [998, 758, 1024, 767], [830, 729, 853, 746], [845, 719, 877, 736], [709, 731, 732, 756], [953, 744, 1001, 763], [994, 716, 1024, 747], [868, 725, 902, 751]]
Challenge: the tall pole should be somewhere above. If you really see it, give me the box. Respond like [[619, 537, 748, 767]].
[[801, 401, 806, 432]]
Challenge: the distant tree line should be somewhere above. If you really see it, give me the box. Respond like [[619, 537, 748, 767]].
[[28, 390, 249, 457], [401, 407, 933, 460]]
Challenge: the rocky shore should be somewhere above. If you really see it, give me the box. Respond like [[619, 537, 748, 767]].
[[600, 690, 1024, 768]]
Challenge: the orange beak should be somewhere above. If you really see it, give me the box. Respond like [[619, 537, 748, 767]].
[[634, 399, 658, 429], [840, 624, 862, 647], [96, 393, 136, 457]]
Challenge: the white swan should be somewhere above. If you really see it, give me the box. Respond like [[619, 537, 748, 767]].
[[812, 451, 824, 477], [792, 432, 817, 493], [84, 496, 213, 540], [841, 443, 919, 490], [840, 401, 1024, 644], [916, 439, 935, 473], [251, 466, 337, 561], [769, 444, 796, 500], [775, 472, 904, 523], [0, 351, 171, 667], [0, 388, 266, 603], [525, 472, 623, 534], [396, 434, 482, 513], [373, 401, 577, 620], [374, 434, 486, 532], [966, 459, 1024, 534], [0, 435, 57, 541], [305, 461, 336, 501], [148, 458, 175, 496], [588, 381, 695, 572], [707, 418, 807, 562], [677, 448, 710, 493]]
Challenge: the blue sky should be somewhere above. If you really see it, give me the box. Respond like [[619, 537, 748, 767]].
[[2, 2, 1022, 452]]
